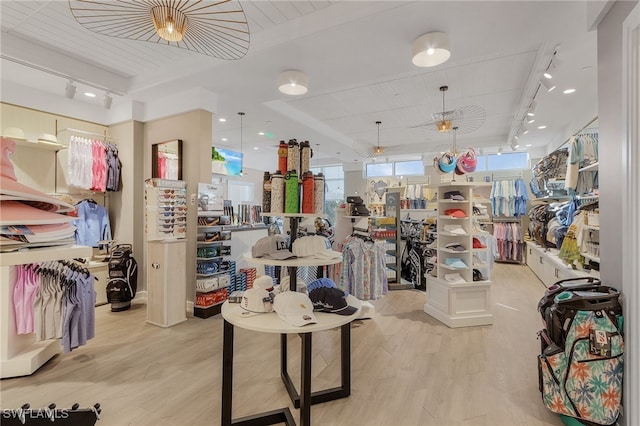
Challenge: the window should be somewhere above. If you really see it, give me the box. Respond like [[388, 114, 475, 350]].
[[227, 180, 254, 207], [487, 152, 528, 170], [366, 162, 393, 177], [310, 165, 344, 224], [394, 160, 424, 176]]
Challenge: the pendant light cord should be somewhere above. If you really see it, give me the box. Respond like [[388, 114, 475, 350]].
[[376, 120, 381, 148], [238, 112, 245, 174]]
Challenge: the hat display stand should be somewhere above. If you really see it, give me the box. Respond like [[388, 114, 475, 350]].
[[423, 181, 494, 328]]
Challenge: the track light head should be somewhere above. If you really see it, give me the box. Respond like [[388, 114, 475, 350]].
[[65, 80, 77, 99], [103, 93, 113, 110], [540, 78, 556, 92]]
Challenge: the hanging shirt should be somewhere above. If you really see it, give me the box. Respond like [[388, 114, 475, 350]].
[[74, 200, 112, 247]]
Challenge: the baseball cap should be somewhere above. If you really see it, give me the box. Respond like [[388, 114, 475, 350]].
[[309, 287, 358, 316], [251, 235, 296, 260], [443, 190, 465, 201], [241, 287, 273, 314], [472, 237, 487, 248], [291, 235, 341, 260], [445, 242, 466, 251], [253, 275, 275, 290], [444, 258, 467, 269], [444, 273, 466, 283], [443, 225, 467, 235], [444, 208, 467, 218], [273, 291, 318, 327], [307, 277, 339, 292]]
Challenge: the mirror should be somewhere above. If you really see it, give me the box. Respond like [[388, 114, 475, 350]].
[[152, 139, 183, 180]]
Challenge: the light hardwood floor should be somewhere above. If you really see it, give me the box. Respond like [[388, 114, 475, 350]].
[[0, 263, 563, 426]]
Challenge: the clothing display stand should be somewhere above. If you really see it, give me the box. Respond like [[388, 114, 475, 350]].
[[424, 182, 493, 328], [235, 212, 354, 425], [1, 245, 92, 378]]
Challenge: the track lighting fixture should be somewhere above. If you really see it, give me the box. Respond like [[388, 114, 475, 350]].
[[540, 78, 556, 92], [497, 147, 503, 155], [65, 80, 77, 99], [103, 93, 113, 110], [526, 100, 537, 116]]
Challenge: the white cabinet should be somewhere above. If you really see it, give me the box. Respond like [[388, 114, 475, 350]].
[[525, 242, 599, 287], [424, 182, 493, 328], [146, 240, 187, 327]]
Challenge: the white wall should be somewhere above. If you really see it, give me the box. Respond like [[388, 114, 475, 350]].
[[596, 2, 638, 426]]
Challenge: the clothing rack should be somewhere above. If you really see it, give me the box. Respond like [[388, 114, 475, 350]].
[[552, 116, 598, 152], [58, 127, 117, 143], [2, 403, 101, 426], [491, 173, 523, 181]]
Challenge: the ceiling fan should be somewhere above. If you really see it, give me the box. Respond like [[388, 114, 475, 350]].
[[413, 86, 486, 134]]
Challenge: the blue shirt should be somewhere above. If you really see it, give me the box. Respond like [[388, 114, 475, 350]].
[[74, 200, 111, 247]]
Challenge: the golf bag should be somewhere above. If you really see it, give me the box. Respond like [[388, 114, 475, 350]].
[[106, 244, 138, 312], [537, 277, 624, 426]]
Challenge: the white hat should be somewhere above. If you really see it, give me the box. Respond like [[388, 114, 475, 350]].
[[291, 235, 341, 260], [251, 235, 295, 260], [444, 273, 466, 284], [253, 275, 274, 290], [241, 287, 273, 314], [273, 291, 318, 327], [443, 225, 467, 235]]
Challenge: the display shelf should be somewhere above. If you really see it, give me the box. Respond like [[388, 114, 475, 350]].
[[582, 253, 601, 263], [584, 224, 600, 230], [196, 256, 224, 261], [261, 212, 322, 218], [0, 244, 92, 267], [439, 231, 469, 237], [198, 225, 222, 231], [439, 264, 469, 271], [198, 211, 224, 217], [242, 252, 342, 267], [425, 182, 493, 328], [197, 241, 223, 246], [472, 198, 492, 204], [196, 271, 230, 278], [440, 248, 470, 254], [194, 302, 223, 319], [1, 244, 93, 378]]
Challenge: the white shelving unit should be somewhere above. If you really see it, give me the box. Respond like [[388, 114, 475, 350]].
[[1, 245, 92, 378], [424, 182, 493, 328]]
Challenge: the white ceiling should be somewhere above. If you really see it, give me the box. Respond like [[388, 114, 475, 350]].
[[0, 1, 599, 169]]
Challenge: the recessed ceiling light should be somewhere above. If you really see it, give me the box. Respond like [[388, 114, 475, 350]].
[[527, 118, 535, 124], [253, 147, 259, 150], [543, 72, 552, 79], [563, 88, 576, 94], [84, 92, 96, 97], [219, 118, 227, 122], [538, 125, 547, 129], [258, 132, 264, 136], [222, 138, 228, 141], [525, 144, 532, 147]]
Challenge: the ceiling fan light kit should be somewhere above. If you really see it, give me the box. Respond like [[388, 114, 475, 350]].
[[69, 0, 250, 60], [278, 70, 309, 95], [412, 32, 451, 67]]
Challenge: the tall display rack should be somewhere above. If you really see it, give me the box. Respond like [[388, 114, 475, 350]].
[[424, 182, 493, 328]]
